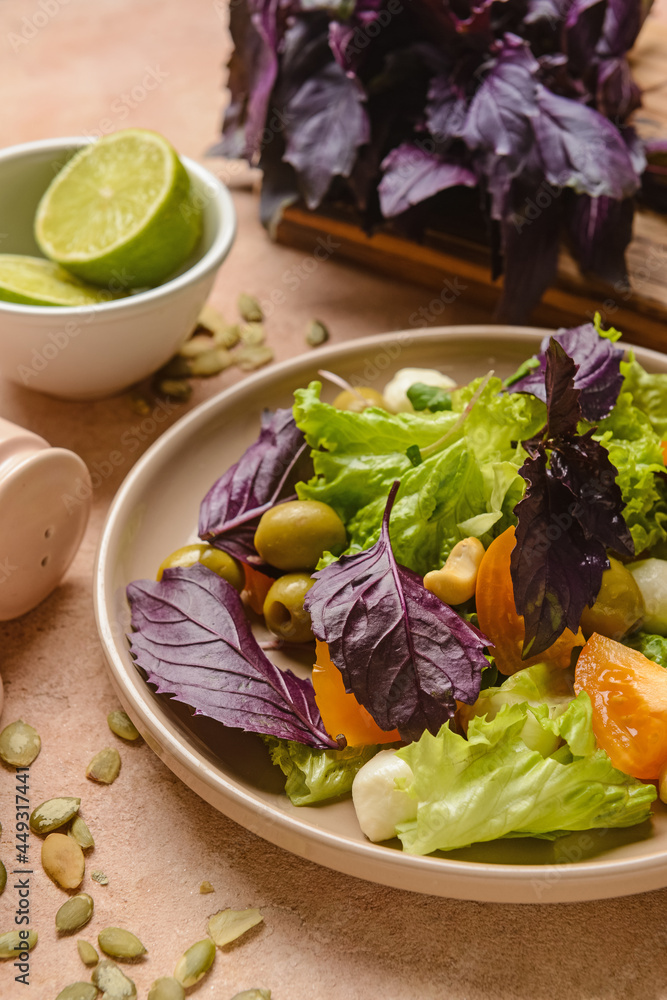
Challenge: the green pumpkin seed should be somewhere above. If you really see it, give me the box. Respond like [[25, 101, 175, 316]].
[[77, 939, 99, 966], [231, 991, 271, 1000], [92, 870, 109, 885], [235, 345, 274, 372], [212, 322, 240, 349], [92, 959, 137, 999], [157, 379, 192, 402], [42, 832, 85, 889], [86, 748, 121, 785], [238, 292, 263, 322], [30, 796, 81, 834], [157, 355, 193, 380], [199, 880, 214, 894], [208, 907, 263, 947], [190, 347, 232, 377], [147, 977, 186, 1000], [69, 815, 95, 850], [178, 333, 214, 358], [174, 938, 215, 987], [240, 322, 265, 346], [98, 927, 146, 960], [56, 893, 94, 933], [128, 392, 152, 416], [0, 929, 37, 959], [107, 710, 141, 742], [55, 983, 99, 1000], [0, 860, 6, 894], [0, 720, 40, 766], [197, 303, 226, 336], [306, 319, 329, 347]]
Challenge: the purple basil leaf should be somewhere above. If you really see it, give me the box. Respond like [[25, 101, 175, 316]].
[[304, 483, 489, 741], [524, 0, 569, 25], [198, 408, 310, 562], [461, 35, 539, 178], [566, 193, 633, 285], [426, 73, 469, 143], [596, 56, 641, 121], [508, 321, 625, 421], [284, 61, 370, 208], [511, 447, 607, 657], [497, 177, 562, 323], [597, 0, 646, 57], [544, 337, 582, 438], [549, 432, 635, 556], [378, 143, 477, 218], [532, 84, 641, 199], [564, 0, 607, 76], [127, 564, 336, 748]]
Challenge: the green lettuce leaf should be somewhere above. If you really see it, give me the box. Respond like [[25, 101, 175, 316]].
[[625, 631, 667, 668], [594, 385, 667, 555], [458, 661, 576, 755], [265, 737, 379, 806], [395, 694, 655, 854], [294, 379, 543, 575], [621, 358, 667, 439]]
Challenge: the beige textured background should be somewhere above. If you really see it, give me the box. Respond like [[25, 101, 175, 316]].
[[1, 1, 667, 998]]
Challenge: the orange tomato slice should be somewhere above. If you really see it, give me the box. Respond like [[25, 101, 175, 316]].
[[242, 563, 274, 615], [476, 526, 584, 675], [312, 640, 400, 746], [575, 632, 667, 779]]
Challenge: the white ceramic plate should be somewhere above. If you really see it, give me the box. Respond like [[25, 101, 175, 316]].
[[94, 325, 667, 904]]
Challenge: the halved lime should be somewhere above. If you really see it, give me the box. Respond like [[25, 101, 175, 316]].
[[35, 129, 202, 289], [0, 255, 124, 307]]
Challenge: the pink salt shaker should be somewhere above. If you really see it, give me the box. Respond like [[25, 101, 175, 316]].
[[0, 416, 91, 621]]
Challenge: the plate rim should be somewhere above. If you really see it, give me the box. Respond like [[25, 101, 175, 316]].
[[93, 324, 667, 904]]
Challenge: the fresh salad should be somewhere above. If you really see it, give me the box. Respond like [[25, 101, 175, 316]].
[[127, 318, 667, 857]]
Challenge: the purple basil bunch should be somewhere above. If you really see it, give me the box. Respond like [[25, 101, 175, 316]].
[[216, 0, 655, 320]]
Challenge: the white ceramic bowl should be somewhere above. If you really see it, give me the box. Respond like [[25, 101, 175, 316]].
[[0, 137, 236, 400]]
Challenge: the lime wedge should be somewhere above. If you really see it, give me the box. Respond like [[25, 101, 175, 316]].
[[35, 129, 202, 289], [0, 255, 124, 307]]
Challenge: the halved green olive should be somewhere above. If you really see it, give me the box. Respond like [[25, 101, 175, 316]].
[[254, 500, 347, 571], [333, 386, 387, 413], [579, 556, 645, 641], [263, 573, 315, 643], [157, 544, 244, 592]]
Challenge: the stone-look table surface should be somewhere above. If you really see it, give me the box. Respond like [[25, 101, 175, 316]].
[[1, 2, 667, 998]]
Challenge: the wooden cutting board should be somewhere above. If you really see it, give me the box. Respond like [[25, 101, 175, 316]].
[[275, 21, 667, 353]]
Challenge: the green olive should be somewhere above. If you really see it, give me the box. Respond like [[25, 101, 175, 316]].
[[254, 500, 347, 571], [579, 556, 645, 641], [263, 573, 315, 643], [333, 387, 387, 413], [157, 543, 244, 591]]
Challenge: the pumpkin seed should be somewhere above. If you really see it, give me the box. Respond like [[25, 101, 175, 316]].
[[208, 907, 263, 947], [231, 991, 271, 1000], [106, 710, 140, 742], [190, 347, 232, 377], [0, 929, 37, 959], [174, 938, 215, 988], [0, 719, 40, 766], [56, 893, 94, 933], [69, 815, 95, 850], [86, 748, 121, 785], [92, 959, 137, 999], [199, 880, 214, 894], [98, 927, 146, 960], [0, 860, 6, 894], [42, 832, 85, 889], [78, 939, 99, 966], [92, 870, 109, 885], [240, 322, 265, 346], [55, 982, 98, 1000], [178, 334, 214, 358], [128, 392, 152, 416], [157, 379, 192, 402], [30, 796, 81, 834], [235, 345, 274, 371], [306, 319, 329, 347], [238, 292, 263, 322], [147, 977, 186, 1000], [212, 322, 240, 349], [197, 303, 227, 337]]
